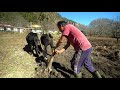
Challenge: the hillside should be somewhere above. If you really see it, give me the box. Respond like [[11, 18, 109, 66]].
[[0, 12, 61, 30], [0, 12, 85, 32], [0, 12, 119, 37]]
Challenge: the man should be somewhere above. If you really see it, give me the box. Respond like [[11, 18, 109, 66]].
[[54, 20, 102, 78]]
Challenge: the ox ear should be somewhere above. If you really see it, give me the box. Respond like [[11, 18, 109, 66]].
[[49, 33, 53, 38]]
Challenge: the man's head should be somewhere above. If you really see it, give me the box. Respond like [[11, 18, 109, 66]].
[[57, 20, 67, 32]]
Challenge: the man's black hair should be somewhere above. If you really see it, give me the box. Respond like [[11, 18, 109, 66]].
[[57, 20, 68, 27]]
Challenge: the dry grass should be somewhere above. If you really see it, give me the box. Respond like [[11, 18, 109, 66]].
[[0, 32, 37, 78]]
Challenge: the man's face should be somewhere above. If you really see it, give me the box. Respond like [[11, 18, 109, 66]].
[[57, 26, 63, 32]]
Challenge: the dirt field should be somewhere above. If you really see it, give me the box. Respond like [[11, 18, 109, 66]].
[[0, 32, 120, 78]]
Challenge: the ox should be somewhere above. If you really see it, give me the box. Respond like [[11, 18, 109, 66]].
[[26, 32, 42, 57], [40, 33, 54, 60]]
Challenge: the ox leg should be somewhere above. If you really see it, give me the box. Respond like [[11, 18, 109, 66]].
[[34, 41, 40, 57], [50, 39, 54, 55], [28, 44, 33, 55], [43, 46, 48, 60]]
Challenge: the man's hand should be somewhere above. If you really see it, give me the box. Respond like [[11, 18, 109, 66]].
[[55, 49, 65, 55], [55, 49, 61, 54]]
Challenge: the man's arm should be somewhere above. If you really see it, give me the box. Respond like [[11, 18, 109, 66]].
[[63, 40, 70, 50], [54, 35, 66, 49], [54, 35, 70, 55]]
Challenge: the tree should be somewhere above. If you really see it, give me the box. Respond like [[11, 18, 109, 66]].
[[112, 16, 120, 42], [88, 18, 113, 37]]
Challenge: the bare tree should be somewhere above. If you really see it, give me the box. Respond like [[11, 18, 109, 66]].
[[112, 16, 120, 42]]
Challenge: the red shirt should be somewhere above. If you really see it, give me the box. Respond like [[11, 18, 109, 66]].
[[62, 24, 92, 51]]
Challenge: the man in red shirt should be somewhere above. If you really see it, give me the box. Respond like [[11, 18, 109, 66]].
[[54, 20, 102, 78]]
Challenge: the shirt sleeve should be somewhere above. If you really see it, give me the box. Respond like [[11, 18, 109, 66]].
[[62, 26, 70, 36]]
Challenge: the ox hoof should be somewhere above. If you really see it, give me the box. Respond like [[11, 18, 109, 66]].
[[44, 57, 48, 61], [44, 68, 52, 74]]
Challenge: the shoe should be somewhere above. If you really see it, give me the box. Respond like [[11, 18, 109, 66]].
[[92, 71, 102, 78], [74, 72, 82, 78]]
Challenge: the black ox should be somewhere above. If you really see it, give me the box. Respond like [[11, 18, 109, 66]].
[[26, 32, 42, 56], [40, 33, 54, 60]]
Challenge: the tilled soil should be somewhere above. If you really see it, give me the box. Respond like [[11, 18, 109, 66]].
[[35, 37, 120, 78]]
